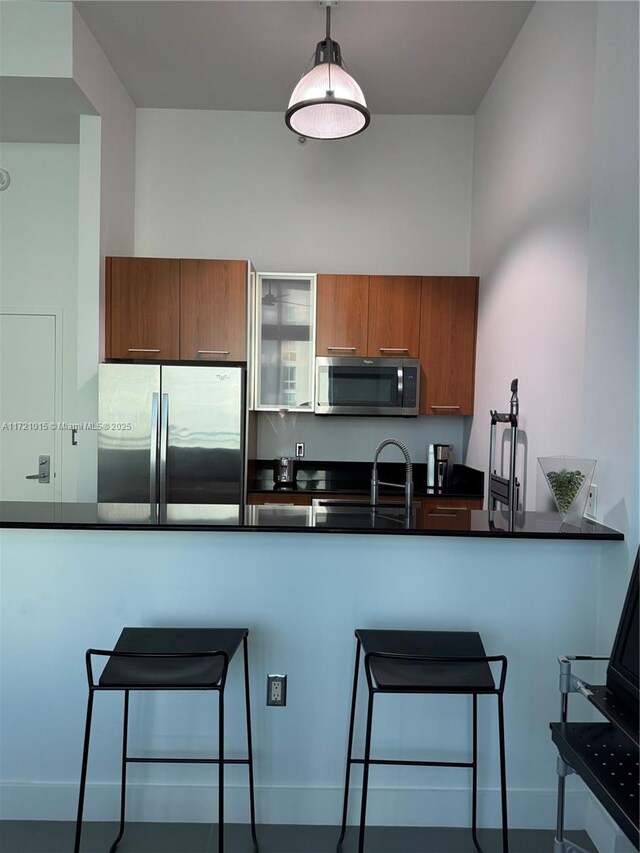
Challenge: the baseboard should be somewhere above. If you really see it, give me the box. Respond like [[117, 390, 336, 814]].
[[0, 781, 587, 829], [585, 795, 636, 853]]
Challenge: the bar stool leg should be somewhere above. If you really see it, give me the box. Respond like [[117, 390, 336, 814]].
[[74, 689, 95, 853], [218, 688, 225, 853], [471, 694, 482, 853], [242, 636, 259, 852], [497, 694, 509, 853], [107, 690, 130, 853], [337, 639, 361, 852], [357, 691, 375, 853]]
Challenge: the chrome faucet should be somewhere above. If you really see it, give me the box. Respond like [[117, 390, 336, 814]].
[[370, 438, 414, 514]]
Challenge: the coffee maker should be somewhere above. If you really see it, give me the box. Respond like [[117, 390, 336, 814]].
[[427, 444, 453, 490], [273, 457, 298, 488]]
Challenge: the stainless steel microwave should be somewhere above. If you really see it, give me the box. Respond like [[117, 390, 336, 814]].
[[315, 357, 420, 416]]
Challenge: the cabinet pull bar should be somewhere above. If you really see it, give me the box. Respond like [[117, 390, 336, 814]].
[[197, 350, 230, 355], [436, 505, 468, 511], [379, 347, 409, 353], [431, 405, 461, 409], [428, 512, 458, 518], [128, 348, 160, 353], [327, 346, 356, 352]]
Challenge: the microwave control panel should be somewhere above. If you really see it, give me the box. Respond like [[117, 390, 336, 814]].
[[403, 367, 418, 407]]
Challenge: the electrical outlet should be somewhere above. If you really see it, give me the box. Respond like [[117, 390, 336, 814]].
[[267, 674, 287, 706], [585, 483, 598, 520], [295, 442, 305, 458]]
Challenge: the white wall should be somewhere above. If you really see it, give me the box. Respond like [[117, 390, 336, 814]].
[[135, 110, 474, 276], [467, 1, 597, 514], [468, 0, 638, 543], [582, 1, 639, 550]]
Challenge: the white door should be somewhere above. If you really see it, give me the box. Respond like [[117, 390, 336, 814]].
[[0, 313, 58, 501]]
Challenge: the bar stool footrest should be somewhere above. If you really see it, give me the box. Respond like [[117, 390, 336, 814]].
[[126, 756, 251, 765], [349, 757, 474, 768]]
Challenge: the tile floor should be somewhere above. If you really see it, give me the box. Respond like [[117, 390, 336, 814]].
[[0, 821, 598, 853]]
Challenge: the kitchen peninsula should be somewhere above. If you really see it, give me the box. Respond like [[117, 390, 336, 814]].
[[0, 506, 627, 838]]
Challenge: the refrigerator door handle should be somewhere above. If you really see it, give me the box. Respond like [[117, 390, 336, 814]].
[[159, 392, 169, 506], [150, 392, 159, 505]]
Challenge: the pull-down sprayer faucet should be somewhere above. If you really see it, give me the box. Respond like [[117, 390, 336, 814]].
[[370, 439, 414, 515]]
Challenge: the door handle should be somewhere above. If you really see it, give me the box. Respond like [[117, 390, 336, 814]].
[[26, 455, 50, 483], [150, 392, 159, 506], [159, 393, 169, 506]]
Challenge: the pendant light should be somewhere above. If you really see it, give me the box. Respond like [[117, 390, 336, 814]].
[[285, 2, 370, 141]]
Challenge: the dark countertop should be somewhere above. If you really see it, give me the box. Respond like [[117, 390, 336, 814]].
[[0, 501, 623, 539], [249, 461, 484, 499]]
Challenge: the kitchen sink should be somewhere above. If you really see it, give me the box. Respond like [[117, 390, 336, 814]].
[[311, 498, 418, 510], [311, 498, 414, 530]]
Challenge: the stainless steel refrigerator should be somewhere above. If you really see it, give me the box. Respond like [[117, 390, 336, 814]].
[[98, 363, 246, 505]]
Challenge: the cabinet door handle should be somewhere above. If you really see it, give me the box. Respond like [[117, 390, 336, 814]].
[[327, 346, 356, 352], [431, 405, 461, 410], [128, 348, 160, 353], [379, 347, 409, 353], [197, 350, 230, 355], [428, 512, 457, 518], [436, 505, 467, 511]]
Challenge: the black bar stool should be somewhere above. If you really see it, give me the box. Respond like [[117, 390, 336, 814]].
[[336, 629, 508, 853], [74, 627, 259, 853]]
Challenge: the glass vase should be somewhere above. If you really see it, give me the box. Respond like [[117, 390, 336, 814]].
[[538, 456, 597, 526]]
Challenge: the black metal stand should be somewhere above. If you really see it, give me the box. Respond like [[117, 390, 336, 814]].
[[488, 378, 519, 532], [550, 655, 639, 852], [74, 632, 259, 853]]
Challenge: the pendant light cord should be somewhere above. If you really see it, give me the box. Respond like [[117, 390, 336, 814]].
[[326, 4, 333, 92]]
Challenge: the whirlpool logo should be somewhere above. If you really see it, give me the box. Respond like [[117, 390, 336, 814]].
[[215, 372, 230, 382]]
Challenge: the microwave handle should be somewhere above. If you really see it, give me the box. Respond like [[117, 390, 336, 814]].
[[397, 367, 403, 407]]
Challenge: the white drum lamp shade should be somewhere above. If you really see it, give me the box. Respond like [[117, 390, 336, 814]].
[[285, 6, 370, 140]]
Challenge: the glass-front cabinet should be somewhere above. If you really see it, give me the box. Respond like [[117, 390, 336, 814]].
[[253, 273, 317, 411]]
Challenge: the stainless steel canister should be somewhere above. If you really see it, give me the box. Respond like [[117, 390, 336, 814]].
[[273, 457, 298, 486], [427, 444, 453, 489]]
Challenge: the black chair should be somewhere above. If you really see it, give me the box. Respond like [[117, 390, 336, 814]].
[[336, 629, 508, 853], [74, 627, 259, 853]]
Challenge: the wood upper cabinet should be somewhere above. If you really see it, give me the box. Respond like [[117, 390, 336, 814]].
[[316, 274, 369, 356], [107, 257, 180, 360], [419, 276, 478, 415], [106, 257, 248, 362], [180, 259, 247, 360], [367, 276, 421, 357], [317, 275, 421, 358]]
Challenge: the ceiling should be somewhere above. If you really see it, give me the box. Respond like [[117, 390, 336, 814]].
[[75, 1, 534, 115]]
